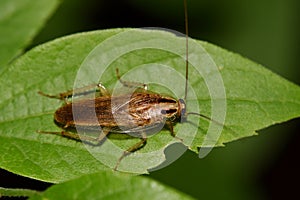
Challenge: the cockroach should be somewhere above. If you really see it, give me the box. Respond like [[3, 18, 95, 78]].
[[38, 0, 220, 170]]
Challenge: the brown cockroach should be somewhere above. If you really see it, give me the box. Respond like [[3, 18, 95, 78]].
[[38, 0, 214, 170], [38, 71, 190, 170]]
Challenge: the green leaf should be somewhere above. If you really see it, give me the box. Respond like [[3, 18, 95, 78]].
[[28, 172, 194, 200], [0, 0, 60, 69], [0, 29, 300, 182], [188, 41, 300, 154]]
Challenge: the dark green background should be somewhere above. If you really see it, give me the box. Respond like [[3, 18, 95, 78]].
[[1, 0, 299, 199]]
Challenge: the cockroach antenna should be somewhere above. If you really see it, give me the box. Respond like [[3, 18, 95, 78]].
[[182, 0, 227, 124], [184, 0, 189, 103]]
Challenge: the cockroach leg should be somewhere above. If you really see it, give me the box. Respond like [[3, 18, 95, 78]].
[[95, 127, 111, 143], [38, 83, 110, 102], [38, 91, 64, 100], [95, 83, 110, 96], [165, 121, 183, 142], [37, 127, 111, 145], [37, 130, 83, 141], [115, 68, 148, 90], [68, 83, 110, 97], [114, 132, 147, 171]]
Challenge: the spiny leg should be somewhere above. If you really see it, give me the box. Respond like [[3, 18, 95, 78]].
[[165, 121, 183, 142], [37, 130, 82, 141], [38, 83, 110, 102], [95, 127, 111, 144], [115, 68, 148, 90], [37, 127, 111, 145], [114, 133, 147, 171]]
